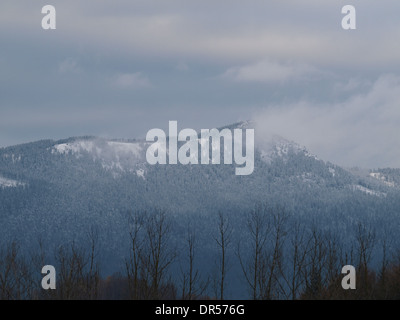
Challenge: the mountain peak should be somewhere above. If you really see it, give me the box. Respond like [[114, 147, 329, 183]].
[[218, 120, 255, 131], [257, 134, 318, 163]]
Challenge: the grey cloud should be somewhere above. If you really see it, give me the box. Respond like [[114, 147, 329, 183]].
[[253, 75, 400, 168], [221, 59, 321, 83], [1, 0, 400, 171], [3, 1, 400, 67]]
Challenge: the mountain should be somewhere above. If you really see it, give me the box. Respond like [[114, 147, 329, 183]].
[[1, 121, 400, 297]]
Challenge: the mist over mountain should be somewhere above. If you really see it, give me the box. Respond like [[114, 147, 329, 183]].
[[1, 121, 400, 298]]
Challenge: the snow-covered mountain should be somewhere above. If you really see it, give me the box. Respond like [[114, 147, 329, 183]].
[[52, 138, 148, 177], [1, 121, 400, 283]]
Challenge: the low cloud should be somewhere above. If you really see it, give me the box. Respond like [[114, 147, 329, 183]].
[[253, 74, 400, 168], [221, 59, 321, 83]]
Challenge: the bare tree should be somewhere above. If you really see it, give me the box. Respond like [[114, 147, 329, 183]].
[[141, 209, 176, 299], [325, 233, 343, 286], [356, 222, 376, 271], [0, 241, 34, 300], [259, 206, 288, 300], [181, 226, 209, 300], [280, 221, 310, 300], [125, 211, 144, 299], [214, 211, 232, 300], [302, 227, 327, 299], [355, 222, 376, 298], [44, 231, 100, 300], [85, 227, 100, 300], [237, 205, 269, 300], [376, 227, 395, 299], [125, 209, 177, 300]]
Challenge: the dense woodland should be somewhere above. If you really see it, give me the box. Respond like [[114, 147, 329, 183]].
[[2, 137, 400, 299]]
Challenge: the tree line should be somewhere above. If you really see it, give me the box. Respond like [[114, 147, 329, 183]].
[[1, 206, 400, 300]]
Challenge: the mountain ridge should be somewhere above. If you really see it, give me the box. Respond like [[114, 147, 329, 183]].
[[1, 122, 400, 287]]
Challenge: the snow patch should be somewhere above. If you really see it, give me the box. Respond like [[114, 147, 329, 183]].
[[351, 184, 386, 197], [136, 169, 145, 179], [299, 172, 316, 183], [259, 135, 317, 163], [0, 176, 25, 188], [2, 154, 22, 163], [369, 172, 395, 187], [52, 139, 147, 173]]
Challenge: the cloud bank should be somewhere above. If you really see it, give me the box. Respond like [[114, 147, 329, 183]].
[[253, 75, 400, 168], [1, 0, 400, 168], [222, 59, 321, 83]]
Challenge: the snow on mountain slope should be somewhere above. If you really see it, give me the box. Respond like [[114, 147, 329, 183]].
[[258, 134, 317, 163], [51, 122, 314, 170], [44, 123, 392, 197], [369, 172, 395, 187], [53, 140, 143, 158], [2, 153, 22, 163], [0, 176, 25, 188], [350, 184, 387, 197], [52, 138, 148, 176]]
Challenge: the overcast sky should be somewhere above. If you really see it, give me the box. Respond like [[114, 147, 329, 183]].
[[1, 1, 400, 168]]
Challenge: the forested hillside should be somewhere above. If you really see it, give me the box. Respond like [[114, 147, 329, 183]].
[[1, 123, 400, 298]]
